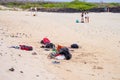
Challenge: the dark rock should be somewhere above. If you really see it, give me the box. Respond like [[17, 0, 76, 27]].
[[20, 71, 23, 73], [32, 52, 37, 55], [89, 7, 120, 13], [36, 75, 39, 77], [9, 68, 15, 72], [30, 8, 81, 13], [29, 7, 120, 13]]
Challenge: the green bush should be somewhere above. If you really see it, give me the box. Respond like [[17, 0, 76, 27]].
[[42, 3, 55, 8], [19, 4, 32, 9], [67, 2, 96, 10], [1, 1, 119, 11], [15, 2, 41, 9], [7, 2, 23, 7], [109, 3, 120, 7]]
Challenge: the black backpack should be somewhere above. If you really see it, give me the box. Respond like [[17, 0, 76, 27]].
[[59, 47, 72, 60], [45, 43, 55, 48], [71, 44, 79, 48]]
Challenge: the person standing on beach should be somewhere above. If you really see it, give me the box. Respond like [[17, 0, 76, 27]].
[[30, 7, 37, 16], [31, 7, 37, 16], [85, 12, 89, 23], [81, 12, 84, 23], [84, 12, 87, 23], [104, 7, 109, 12]]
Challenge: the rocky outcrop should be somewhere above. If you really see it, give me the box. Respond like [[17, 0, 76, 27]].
[[30, 7, 120, 13], [36, 8, 81, 13], [89, 7, 120, 13]]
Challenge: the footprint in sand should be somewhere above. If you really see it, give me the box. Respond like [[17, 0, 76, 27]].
[[66, 69, 72, 72], [0, 53, 2, 56], [20, 71, 23, 73], [93, 66, 103, 69], [36, 75, 39, 77], [119, 41, 120, 43]]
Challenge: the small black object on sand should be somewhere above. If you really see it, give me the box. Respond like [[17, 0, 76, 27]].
[[9, 68, 15, 72]]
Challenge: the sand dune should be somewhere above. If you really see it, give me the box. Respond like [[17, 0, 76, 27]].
[[0, 11, 120, 80]]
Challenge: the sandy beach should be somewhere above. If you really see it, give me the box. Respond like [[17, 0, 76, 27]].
[[0, 10, 120, 80]]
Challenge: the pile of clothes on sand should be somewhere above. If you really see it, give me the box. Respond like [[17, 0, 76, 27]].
[[40, 37, 79, 60], [9, 37, 79, 61]]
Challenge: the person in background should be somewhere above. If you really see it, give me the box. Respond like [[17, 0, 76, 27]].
[[32, 7, 37, 16], [84, 12, 87, 23], [81, 12, 84, 23], [85, 12, 89, 23], [86, 12, 89, 23]]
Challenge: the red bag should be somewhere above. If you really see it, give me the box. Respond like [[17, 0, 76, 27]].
[[43, 38, 50, 44], [19, 45, 33, 51]]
